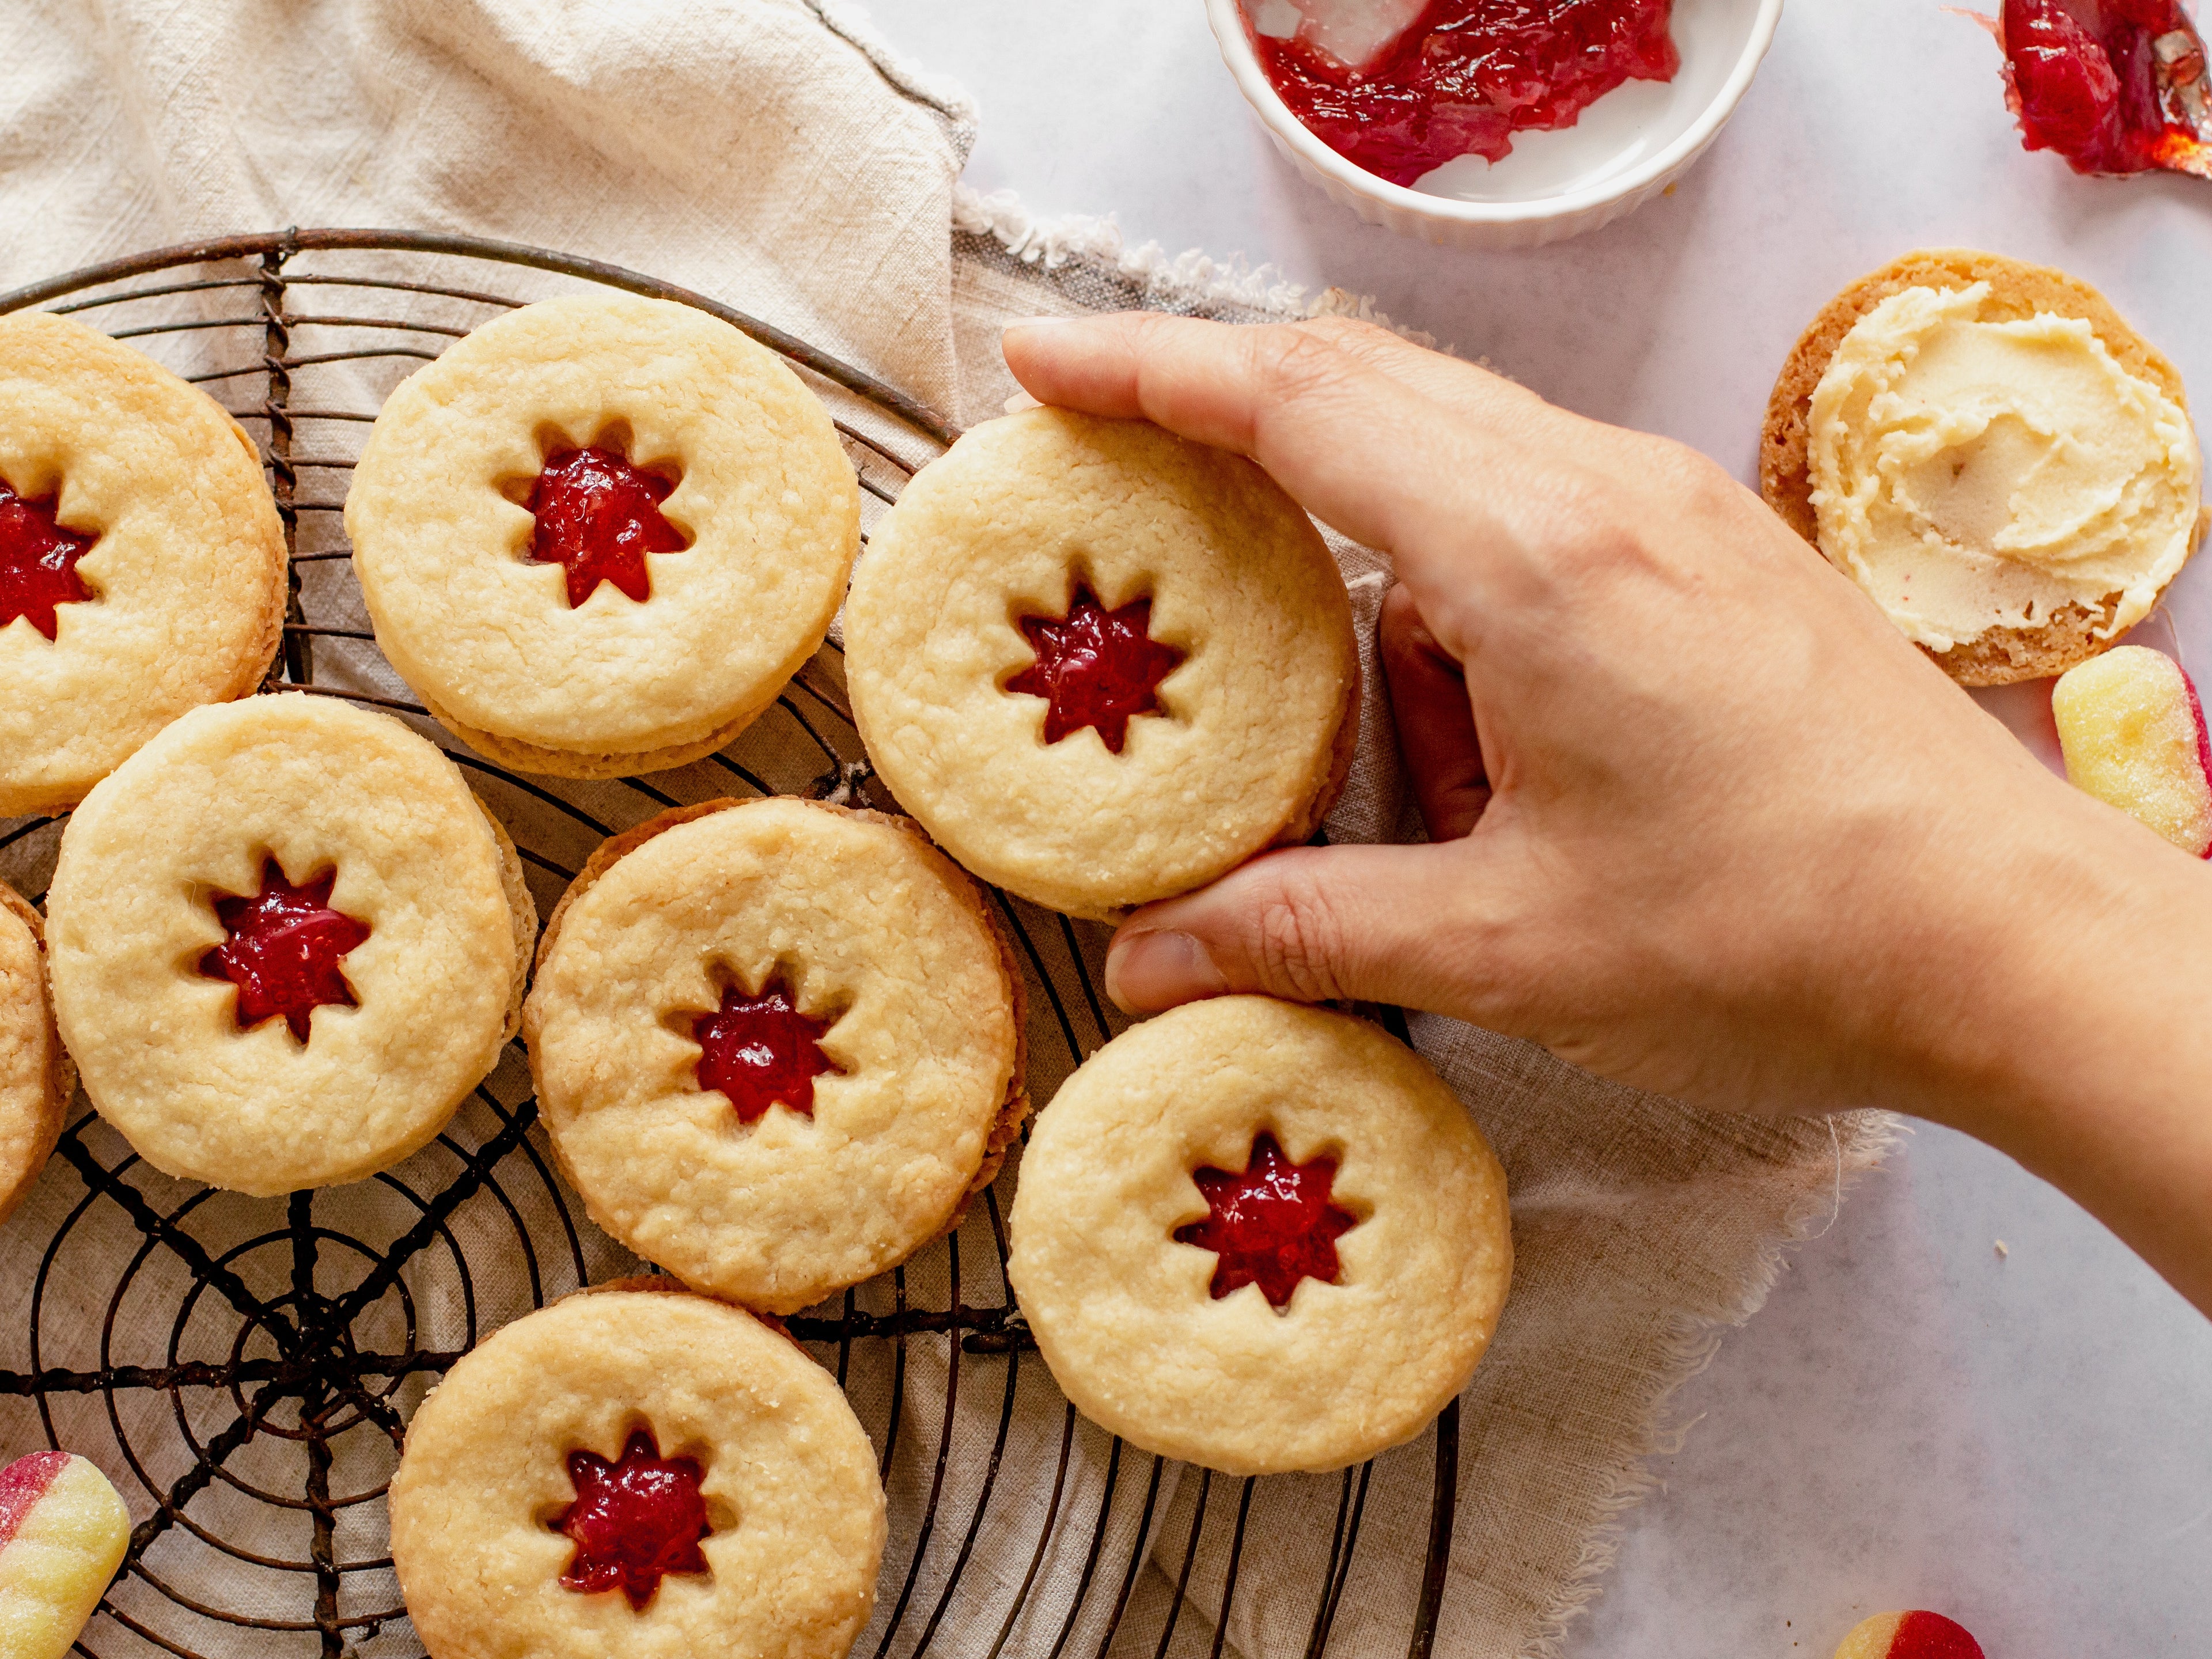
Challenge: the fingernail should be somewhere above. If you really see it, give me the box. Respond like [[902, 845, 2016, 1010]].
[[1002, 390, 1043, 414], [1105, 929, 1229, 1012]]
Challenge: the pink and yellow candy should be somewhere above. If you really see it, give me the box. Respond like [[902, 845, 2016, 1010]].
[[0, 1452, 128, 1659], [2051, 645, 2212, 857], [1834, 1610, 1984, 1658]]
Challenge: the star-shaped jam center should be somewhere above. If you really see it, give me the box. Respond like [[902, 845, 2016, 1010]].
[[691, 976, 843, 1125], [0, 480, 94, 641], [1004, 585, 1185, 754], [1173, 1132, 1359, 1310], [554, 1428, 711, 1612], [199, 859, 372, 1044], [525, 446, 690, 609]]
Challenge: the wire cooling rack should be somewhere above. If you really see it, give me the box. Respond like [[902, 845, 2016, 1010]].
[[0, 229, 1457, 1659]]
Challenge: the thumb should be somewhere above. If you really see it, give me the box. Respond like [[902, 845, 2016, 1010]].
[[1104, 842, 1478, 1016]]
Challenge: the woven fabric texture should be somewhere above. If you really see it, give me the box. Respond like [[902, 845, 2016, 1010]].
[[0, 6, 1891, 1658]]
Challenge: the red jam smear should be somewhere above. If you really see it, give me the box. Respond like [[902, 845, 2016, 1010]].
[[1251, 0, 1680, 187], [0, 480, 94, 641], [1997, 0, 2212, 174], [693, 979, 842, 1124], [200, 861, 371, 1044], [554, 1428, 711, 1612], [1173, 1132, 1359, 1309], [1005, 586, 1185, 755], [1888, 1611, 1985, 1659], [527, 446, 688, 609], [0, 1452, 69, 1549]]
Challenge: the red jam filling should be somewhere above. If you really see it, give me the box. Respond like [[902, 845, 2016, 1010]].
[[554, 1429, 711, 1612], [199, 861, 371, 1044], [692, 979, 842, 1124], [0, 1452, 69, 1549], [1005, 586, 1185, 755], [526, 447, 689, 609], [1173, 1132, 1359, 1309], [1888, 1611, 1986, 1659], [1251, 0, 1680, 187], [0, 480, 94, 641], [1995, 0, 2212, 175]]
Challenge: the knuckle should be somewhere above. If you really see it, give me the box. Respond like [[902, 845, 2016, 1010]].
[[1244, 324, 1355, 406], [1250, 867, 1351, 1003]]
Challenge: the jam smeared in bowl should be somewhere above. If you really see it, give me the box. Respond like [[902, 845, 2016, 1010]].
[[554, 1428, 711, 1612], [1005, 585, 1185, 754], [199, 860, 372, 1044], [0, 480, 94, 640], [692, 976, 843, 1124], [1247, 0, 1681, 186], [1174, 1131, 1360, 1309], [527, 446, 690, 609], [1982, 0, 2212, 176]]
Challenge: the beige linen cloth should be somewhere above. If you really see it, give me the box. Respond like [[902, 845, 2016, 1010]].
[[0, 5, 1892, 1657]]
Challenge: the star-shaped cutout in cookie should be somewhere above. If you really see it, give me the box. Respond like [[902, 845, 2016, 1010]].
[[199, 859, 372, 1044], [1174, 1132, 1359, 1310], [0, 480, 94, 641], [525, 446, 690, 608], [1004, 585, 1185, 754], [690, 975, 844, 1124], [554, 1427, 712, 1612]]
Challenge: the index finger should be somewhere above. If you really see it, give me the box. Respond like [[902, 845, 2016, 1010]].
[[1000, 312, 1535, 580]]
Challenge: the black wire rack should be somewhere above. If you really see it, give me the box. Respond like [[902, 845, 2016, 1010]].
[[0, 229, 1458, 1659]]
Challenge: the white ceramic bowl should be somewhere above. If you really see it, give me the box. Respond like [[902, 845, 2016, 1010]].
[[1205, 0, 1785, 249]]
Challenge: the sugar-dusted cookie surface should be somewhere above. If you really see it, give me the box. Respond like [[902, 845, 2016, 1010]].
[[526, 797, 1026, 1315], [844, 408, 1359, 921], [46, 696, 533, 1195], [347, 293, 860, 778], [0, 311, 286, 813], [389, 1283, 885, 1659], [0, 881, 73, 1226], [1009, 995, 1512, 1476]]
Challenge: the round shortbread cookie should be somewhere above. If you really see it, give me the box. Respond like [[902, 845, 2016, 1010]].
[[1008, 996, 1512, 1476], [843, 408, 1359, 922], [390, 1282, 885, 1659], [0, 311, 286, 813], [1761, 248, 2202, 685], [346, 294, 860, 777], [0, 880, 74, 1226], [45, 695, 534, 1195], [525, 797, 1027, 1315]]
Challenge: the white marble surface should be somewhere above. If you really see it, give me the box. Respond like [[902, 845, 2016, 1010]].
[[863, 2, 2212, 1653]]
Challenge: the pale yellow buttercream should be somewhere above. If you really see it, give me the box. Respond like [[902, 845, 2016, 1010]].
[[1808, 282, 2200, 652]]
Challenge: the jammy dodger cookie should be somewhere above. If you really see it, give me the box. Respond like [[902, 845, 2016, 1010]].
[[0, 880, 74, 1226], [389, 1282, 885, 1659], [1008, 996, 1512, 1476], [44, 695, 533, 1195], [1763, 249, 2202, 685], [524, 797, 1026, 1315], [346, 294, 861, 778], [1, 311, 286, 814], [843, 408, 1359, 921]]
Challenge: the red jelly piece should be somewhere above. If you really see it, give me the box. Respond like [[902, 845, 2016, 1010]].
[[526, 446, 688, 609], [0, 479, 94, 641], [1251, 0, 1681, 187], [1174, 1132, 1359, 1309], [1889, 1611, 1985, 1659], [554, 1428, 711, 1612], [199, 860, 371, 1044], [1004, 586, 1185, 755], [692, 978, 842, 1125], [1997, 0, 2212, 175]]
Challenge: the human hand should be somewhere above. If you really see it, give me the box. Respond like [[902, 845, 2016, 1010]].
[[1000, 315, 2212, 1314]]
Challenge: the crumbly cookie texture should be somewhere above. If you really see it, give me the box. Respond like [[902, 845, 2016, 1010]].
[[390, 1286, 885, 1659], [844, 408, 1359, 922], [1762, 249, 2205, 685], [347, 293, 859, 775], [0, 881, 73, 1226], [45, 695, 530, 1195], [0, 311, 286, 813], [525, 797, 1027, 1315], [1008, 996, 1512, 1476]]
